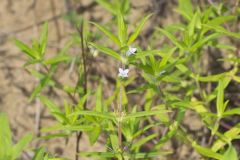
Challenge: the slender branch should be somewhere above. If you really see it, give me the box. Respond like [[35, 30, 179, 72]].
[[118, 84, 123, 149], [117, 59, 125, 153], [32, 0, 41, 137], [75, 20, 88, 160], [50, 0, 61, 46]]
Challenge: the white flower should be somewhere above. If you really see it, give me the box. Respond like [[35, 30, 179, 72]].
[[118, 68, 129, 78], [159, 70, 166, 75], [126, 46, 137, 56]]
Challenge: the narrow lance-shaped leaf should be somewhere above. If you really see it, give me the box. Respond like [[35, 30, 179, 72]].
[[157, 28, 185, 50], [89, 42, 121, 61], [127, 14, 153, 45], [222, 145, 238, 160], [222, 108, 240, 117], [217, 79, 224, 117], [32, 148, 46, 160], [203, 24, 240, 39], [120, 0, 130, 14], [128, 151, 172, 159], [91, 22, 121, 46], [0, 113, 12, 157], [190, 33, 220, 52], [43, 55, 70, 65], [192, 142, 223, 160], [117, 11, 127, 46], [123, 110, 169, 120], [41, 123, 93, 132], [154, 121, 178, 150], [79, 152, 116, 158], [131, 134, 157, 151], [15, 39, 37, 59], [176, 0, 193, 21], [69, 110, 115, 120], [95, 84, 103, 112], [212, 123, 240, 152], [12, 133, 33, 159], [40, 22, 48, 56], [39, 96, 66, 123], [108, 121, 119, 151], [207, 16, 236, 26], [87, 124, 101, 145], [188, 12, 199, 37], [95, 0, 116, 15]]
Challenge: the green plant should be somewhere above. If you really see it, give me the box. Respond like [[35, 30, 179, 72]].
[[0, 113, 32, 160], [12, 0, 240, 159]]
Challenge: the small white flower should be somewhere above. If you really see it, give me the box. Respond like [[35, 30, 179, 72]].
[[126, 46, 137, 56], [118, 68, 129, 78], [159, 70, 166, 75]]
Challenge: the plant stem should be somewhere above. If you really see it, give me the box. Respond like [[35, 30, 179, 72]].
[[75, 132, 83, 160], [32, 0, 41, 137], [75, 21, 88, 160], [118, 83, 123, 149]]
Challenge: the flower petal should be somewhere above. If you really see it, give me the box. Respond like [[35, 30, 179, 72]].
[[119, 68, 123, 73]]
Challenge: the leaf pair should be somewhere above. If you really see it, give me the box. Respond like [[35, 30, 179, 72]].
[[0, 113, 32, 160], [15, 22, 48, 61]]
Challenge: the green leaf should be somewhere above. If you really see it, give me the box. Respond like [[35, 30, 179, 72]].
[[40, 96, 61, 113], [128, 151, 172, 159], [95, 0, 116, 15], [108, 121, 119, 151], [43, 55, 70, 65], [117, 11, 127, 46], [131, 134, 157, 151], [214, 44, 236, 51], [79, 151, 172, 159], [207, 16, 236, 26], [89, 42, 121, 61], [39, 96, 65, 123], [188, 12, 199, 37], [87, 124, 101, 145], [15, 39, 38, 59], [95, 84, 103, 112], [222, 145, 238, 160], [190, 33, 220, 52], [29, 67, 55, 102], [32, 148, 46, 160], [70, 111, 115, 121], [203, 24, 240, 39], [40, 22, 48, 56], [192, 142, 223, 160], [157, 28, 184, 50], [0, 113, 12, 158], [41, 123, 92, 132], [79, 152, 116, 158], [193, 73, 225, 82], [12, 133, 32, 159], [120, 0, 130, 14], [91, 22, 121, 46], [217, 79, 224, 116], [133, 123, 161, 139], [127, 14, 153, 45], [154, 121, 178, 150], [177, 0, 193, 21], [123, 110, 169, 120], [40, 133, 69, 140], [223, 108, 240, 117], [212, 123, 240, 152]]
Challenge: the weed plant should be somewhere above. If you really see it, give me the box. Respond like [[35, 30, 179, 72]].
[[1, 0, 239, 160]]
